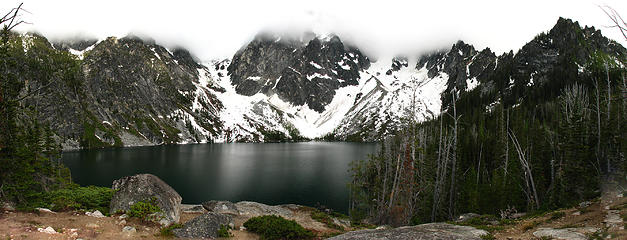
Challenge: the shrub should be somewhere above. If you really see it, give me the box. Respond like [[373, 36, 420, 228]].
[[521, 220, 540, 231], [128, 197, 161, 221], [20, 186, 114, 213], [160, 223, 183, 237], [218, 224, 233, 238], [310, 210, 344, 230], [549, 211, 565, 220], [243, 215, 314, 240]]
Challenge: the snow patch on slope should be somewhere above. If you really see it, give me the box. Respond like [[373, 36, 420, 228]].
[[332, 57, 449, 139], [192, 53, 455, 142]]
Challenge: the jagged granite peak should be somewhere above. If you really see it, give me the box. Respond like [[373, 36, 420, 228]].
[[52, 38, 98, 51], [227, 32, 370, 112], [490, 17, 627, 106], [417, 40, 497, 93], [386, 57, 409, 75]]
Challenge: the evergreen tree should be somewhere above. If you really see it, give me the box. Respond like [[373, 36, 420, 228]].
[[0, 4, 74, 205]]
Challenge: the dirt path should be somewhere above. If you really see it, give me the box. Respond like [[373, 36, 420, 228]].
[[0, 210, 179, 240], [493, 173, 627, 240], [600, 173, 626, 238]]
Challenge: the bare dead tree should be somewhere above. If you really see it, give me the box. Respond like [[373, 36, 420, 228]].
[[432, 128, 451, 221], [543, 126, 558, 195], [508, 129, 540, 210], [388, 153, 402, 212], [600, 5, 627, 41], [561, 83, 600, 175], [606, 63, 612, 122], [594, 78, 602, 173], [1, 3, 28, 33], [504, 108, 510, 186], [604, 63, 612, 173], [431, 111, 446, 221], [447, 88, 460, 219]]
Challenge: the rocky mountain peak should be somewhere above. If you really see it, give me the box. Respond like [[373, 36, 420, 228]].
[[52, 38, 98, 51], [227, 31, 370, 112], [386, 57, 409, 75], [416, 40, 497, 95]]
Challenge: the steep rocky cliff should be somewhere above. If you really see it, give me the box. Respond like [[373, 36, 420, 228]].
[[227, 33, 370, 112], [21, 34, 226, 149]]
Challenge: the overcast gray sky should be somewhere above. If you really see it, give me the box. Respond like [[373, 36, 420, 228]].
[[2, 0, 626, 61]]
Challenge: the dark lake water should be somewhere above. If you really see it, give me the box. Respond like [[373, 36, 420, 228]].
[[62, 142, 378, 213]]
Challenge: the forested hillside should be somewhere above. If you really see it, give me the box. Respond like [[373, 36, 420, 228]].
[[349, 18, 627, 226], [0, 14, 75, 204]]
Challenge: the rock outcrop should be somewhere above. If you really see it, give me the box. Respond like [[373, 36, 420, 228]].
[[532, 227, 598, 240], [202, 200, 294, 219], [328, 223, 488, 240], [172, 212, 232, 239], [109, 174, 182, 225]]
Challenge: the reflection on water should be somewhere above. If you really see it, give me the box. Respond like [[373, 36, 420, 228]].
[[62, 142, 377, 213]]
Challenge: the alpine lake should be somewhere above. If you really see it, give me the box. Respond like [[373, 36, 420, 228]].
[[62, 142, 378, 213]]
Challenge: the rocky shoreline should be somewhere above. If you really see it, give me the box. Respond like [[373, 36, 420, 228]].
[[1, 173, 496, 239], [2, 173, 625, 239]]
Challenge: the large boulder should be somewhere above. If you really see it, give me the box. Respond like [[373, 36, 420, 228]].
[[328, 223, 488, 240], [109, 174, 182, 225], [173, 212, 232, 238]]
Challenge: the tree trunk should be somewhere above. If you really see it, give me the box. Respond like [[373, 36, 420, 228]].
[[595, 78, 602, 173], [504, 108, 509, 186], [448, 90, 458, 219]]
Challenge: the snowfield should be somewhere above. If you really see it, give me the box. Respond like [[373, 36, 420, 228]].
[[189, 55, 451, 142]]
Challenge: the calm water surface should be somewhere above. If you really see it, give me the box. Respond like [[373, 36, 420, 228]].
[[62, 142, 377, 213]]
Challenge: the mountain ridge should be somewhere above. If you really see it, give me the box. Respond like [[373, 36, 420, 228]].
[[13, 17, 626, 149]]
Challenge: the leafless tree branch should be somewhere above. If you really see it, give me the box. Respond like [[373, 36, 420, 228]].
[[599, 5, 627, 41], [1, 3, 30, 32]]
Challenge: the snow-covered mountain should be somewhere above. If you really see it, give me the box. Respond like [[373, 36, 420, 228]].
[[200, 55, 448, 142], [17, 17, 625, 149]]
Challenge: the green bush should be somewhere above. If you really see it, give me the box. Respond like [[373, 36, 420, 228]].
[[218, 224, 233, 238], [160, 223, 183, 237], [549, 211, 565, 220], [243, 215, 314, 240], [46, 186, 114, 213], [19, 186, 114, 213], [128, 197, 161, 221]]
